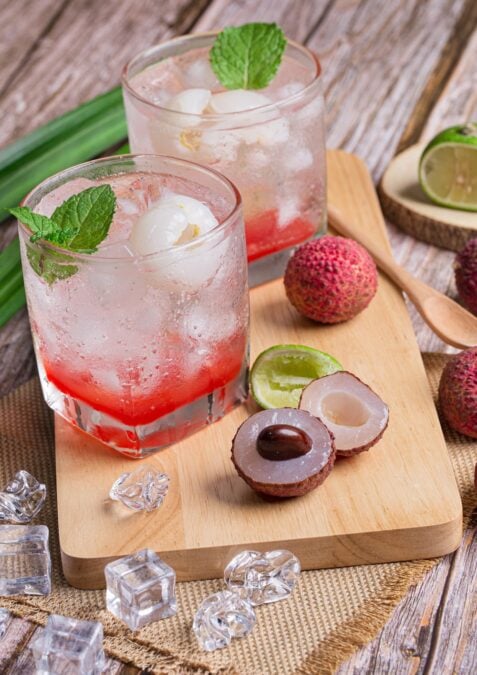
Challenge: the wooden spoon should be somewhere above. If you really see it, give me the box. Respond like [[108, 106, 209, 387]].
[[327, 204, 477, 349]]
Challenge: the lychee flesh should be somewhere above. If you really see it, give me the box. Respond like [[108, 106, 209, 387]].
[[284, 236, 378, 323], [438, 347, 477, 439], [455, 238, 477, 316], [299, 371, 389, 456]]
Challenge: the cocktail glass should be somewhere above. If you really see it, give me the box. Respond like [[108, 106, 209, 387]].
[[18, 155, 249, 458], [122, 32, 326, 285]]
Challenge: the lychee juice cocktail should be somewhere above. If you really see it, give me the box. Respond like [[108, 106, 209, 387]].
[[18, 155, 249, 458], [122, 31, 326, 285]]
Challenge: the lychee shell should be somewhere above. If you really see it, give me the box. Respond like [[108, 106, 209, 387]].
[[438, 348, 477, 439], [455, 238, 477, 316], [284, 236, 378, 323]]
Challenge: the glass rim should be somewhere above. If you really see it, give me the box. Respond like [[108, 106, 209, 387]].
[[122, 31, 322, 121], [19, 153, 242, 263]]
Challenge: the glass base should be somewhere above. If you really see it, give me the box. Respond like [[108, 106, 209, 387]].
[[40, 363, 249, 458]]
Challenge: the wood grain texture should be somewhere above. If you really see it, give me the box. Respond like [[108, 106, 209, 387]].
[[336, 556, 452, 674], [55, 151, 462, 590]]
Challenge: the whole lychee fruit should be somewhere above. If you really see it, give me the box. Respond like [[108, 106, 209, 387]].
[[455, 238, 477, 315], [438, 347, 477, 439], [284, 236, 378, 323]]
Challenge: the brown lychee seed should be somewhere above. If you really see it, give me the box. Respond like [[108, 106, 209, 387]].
[[438, 347, 477, 439], [231, 408, 336, 498], [299, 371, 389, 456], [455, 238, 477, 316], [284, 236, 378, 323]]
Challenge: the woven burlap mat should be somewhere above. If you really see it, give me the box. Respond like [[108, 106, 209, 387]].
[[0, 353, 475, 674]]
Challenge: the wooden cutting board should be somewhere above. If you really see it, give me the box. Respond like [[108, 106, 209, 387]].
[[55, 150, 462, 590]]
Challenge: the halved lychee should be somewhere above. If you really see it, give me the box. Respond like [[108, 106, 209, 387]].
[[299, 372, 389, 456], [231, 408, 336, 498]]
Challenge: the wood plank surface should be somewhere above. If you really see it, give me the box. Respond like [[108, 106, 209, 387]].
[[0, 0, 476, 671], [55, 150, 462, 589]]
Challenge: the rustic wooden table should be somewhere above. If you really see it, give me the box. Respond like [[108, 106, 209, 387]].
[[0, 0, 476, 672]]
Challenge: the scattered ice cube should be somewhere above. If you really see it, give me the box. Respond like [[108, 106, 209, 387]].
[[105, 549, 177, 630], [109, 466, 169, 512], [167, 88, 211, 115], [0, 471, 46, 524], [0, 525, 51, 596], [224, 549, 300, 605], [193, 590, 256, 651], [30, 614, 105, 674], [0, 607, 10, 639]]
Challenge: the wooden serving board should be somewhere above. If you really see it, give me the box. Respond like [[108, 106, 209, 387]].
[[55, 150, 462, 590]]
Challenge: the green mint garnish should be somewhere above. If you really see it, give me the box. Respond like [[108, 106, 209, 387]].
[[10, 185, 116, 283], [210, 23, 287, 90]]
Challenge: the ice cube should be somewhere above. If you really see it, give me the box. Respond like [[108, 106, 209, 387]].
[[0, 525, 51, 596], [167, 88, 211, 115], [208, 90, 270, 113], [193, 590, 255, 651], [31, 614, 105, 674], [224, 549, 301, 606], [110, 466, 169, 512], [105, 549, 177, 630], [184, 58, 220, 89], [278, 197, 300, 227], [35, 178, 96, 217], [0, 470, 46, 524], [288, 147, 313, 172]]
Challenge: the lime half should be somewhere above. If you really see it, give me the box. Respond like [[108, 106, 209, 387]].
[[419, 123, 477, 212], [250, 344, 343, 409]]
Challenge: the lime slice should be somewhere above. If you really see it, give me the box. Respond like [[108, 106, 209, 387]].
[[419, 123, 477, 212], [250, 344, 343, 409]]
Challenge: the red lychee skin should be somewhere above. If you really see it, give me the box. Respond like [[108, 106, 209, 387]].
[[284, 236, 378, 323], [455, 238, 477, 316], [438, 348, 477, 439]]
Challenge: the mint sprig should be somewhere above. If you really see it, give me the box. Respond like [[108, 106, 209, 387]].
[[210, 23, 287, 90], [10, 184, 116, 283]]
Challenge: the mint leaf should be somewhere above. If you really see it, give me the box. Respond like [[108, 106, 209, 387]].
[[210, 23, 287, 90], [51, 184, 116, 253], [26, 245, 77, 285], [10, 184, 116, 283], [9, 207, 57, 243]]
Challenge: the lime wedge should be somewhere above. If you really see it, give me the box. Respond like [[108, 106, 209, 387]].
[[419, 123, 477, 212], [250, 344, 342, 409]]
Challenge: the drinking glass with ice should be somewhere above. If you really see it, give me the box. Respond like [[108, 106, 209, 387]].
[[17, 155, 249, 457], [122, 27, 326, 285]]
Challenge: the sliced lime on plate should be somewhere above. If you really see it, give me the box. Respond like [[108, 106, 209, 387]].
[[251, 344, 343, 409], [419, 123, 477, 212]]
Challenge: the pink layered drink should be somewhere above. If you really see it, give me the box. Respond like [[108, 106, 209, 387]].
[[18, 156, 249, 458], [123, 33, 326, 284]]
